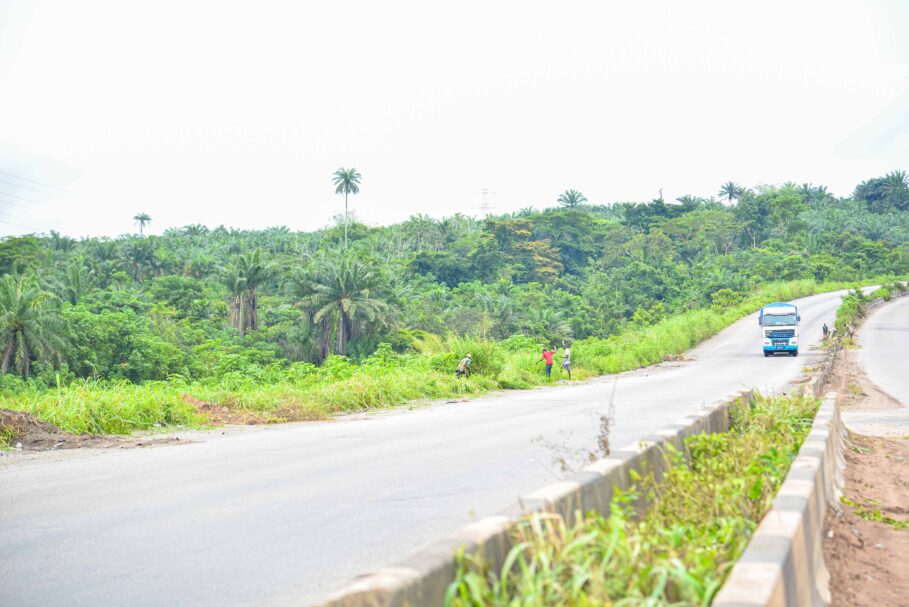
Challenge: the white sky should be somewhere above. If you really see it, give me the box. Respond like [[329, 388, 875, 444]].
[[0, 0, 906, 238]]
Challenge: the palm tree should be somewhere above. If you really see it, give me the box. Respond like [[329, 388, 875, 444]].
[[301, 253, 388, 356], [522, 307, 571, 344], [237, 251, 268, 332], [60, 260, 97, 305], [883, 170, 909, 211], [218, 251, 269, 336], [219, 261, 248, 336], [332, 168, 362, 248], [557, 189, 587, 208], [718, 182, 744, 205], [0, 275, 67, 379], [120, 239, 156, 282], [133, 213, 152, 236]]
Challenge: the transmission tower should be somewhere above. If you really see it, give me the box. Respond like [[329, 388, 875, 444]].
[[478, 187, 496, 217]]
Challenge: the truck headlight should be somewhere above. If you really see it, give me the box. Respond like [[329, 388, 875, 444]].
[[790, 338, 798, 345], [763, 339, 771, 345]]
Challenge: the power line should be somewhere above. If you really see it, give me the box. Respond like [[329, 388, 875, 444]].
[[0, 218, 43, 233], [0, 188, 45, 205], [0, 208, 43, 233], [0, 176, 72, 198], [0, 169, 84, 197], [0, 195, 32, 210]]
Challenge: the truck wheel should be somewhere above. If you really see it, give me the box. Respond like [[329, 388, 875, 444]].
[[790, 350, 798, 357], [764, 351, 771, 357]]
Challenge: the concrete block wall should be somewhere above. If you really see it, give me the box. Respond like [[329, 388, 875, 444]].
[[316, 390, 753, 607], [712, 288, 908, 607], [712, 394, 843, 607]]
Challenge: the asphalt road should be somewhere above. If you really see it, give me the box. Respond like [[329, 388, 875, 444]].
[[846, 295, 909, 434], [0, 290, 847, 607]]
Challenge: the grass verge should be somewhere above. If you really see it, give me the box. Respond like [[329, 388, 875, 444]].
[[1, 277, 900, 435], [446, 393, 820, 606]]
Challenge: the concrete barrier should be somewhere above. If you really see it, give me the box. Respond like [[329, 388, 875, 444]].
[[712, 393, 843, 607], [316, 390, 754, 607], [714, 287, 908, 606], [319, 287, 908, 607]]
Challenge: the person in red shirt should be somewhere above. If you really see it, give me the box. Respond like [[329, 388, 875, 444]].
[[541, 347, 555, 378]]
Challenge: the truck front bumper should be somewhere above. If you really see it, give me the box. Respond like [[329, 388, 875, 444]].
[[763, 345, 798, 352]]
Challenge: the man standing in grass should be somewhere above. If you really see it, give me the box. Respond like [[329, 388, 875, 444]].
[[541, 347, 555, 378], [561, 341, 571, 379]]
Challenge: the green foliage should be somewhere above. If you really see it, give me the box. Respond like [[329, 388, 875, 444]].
[[1, 171, 907, 432], [833, 282, 908, 335], [447, 394, 820, 606]]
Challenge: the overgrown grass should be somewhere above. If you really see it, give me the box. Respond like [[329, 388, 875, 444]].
[[446, 393, 820, 607], [0, 277, 900, 435], [833, 281, 908, 336]]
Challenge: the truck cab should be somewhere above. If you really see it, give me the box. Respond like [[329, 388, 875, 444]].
[[759, 302, 800, 357]]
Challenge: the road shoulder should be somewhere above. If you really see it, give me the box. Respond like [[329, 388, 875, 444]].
[[823, 348, 909, 607]]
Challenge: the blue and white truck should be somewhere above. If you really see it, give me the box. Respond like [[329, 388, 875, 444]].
[[759, 302, 800, 357]]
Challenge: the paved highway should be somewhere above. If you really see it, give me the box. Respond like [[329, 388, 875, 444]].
[[846, 295, 909, 434], [0, 290, 848, 606]]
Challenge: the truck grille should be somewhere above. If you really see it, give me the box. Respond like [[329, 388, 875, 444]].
[[767, 330, 794, 339]]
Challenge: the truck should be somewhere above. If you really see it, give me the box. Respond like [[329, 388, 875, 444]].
[[759, 302, 800, 357]]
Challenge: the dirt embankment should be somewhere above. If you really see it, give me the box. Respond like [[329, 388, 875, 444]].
[[823, 349, 909, 607], [0, 409, 110, 450]]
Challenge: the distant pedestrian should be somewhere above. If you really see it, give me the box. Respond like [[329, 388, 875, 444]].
[[456, 353, 473, 378], [822, 323, 830, 339], [541, 347, 555, 378], [561, 342, 571, 379]]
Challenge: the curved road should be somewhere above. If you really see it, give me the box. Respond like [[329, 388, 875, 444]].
[[0, 290, 848, 606], [847, 295, 909, 433]]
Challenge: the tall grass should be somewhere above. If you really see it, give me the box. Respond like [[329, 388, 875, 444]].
[[1, 277, 900, 435], [833, 281, 908, 335], [446, 394, 820, 606]]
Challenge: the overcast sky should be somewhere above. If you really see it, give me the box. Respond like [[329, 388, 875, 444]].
[[0, 0, 906, 238]]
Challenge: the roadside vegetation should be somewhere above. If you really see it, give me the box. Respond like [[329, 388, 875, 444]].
[[0, 172, 907, 436], [833, 282, 909, 337], [446, 393, 821, 606]]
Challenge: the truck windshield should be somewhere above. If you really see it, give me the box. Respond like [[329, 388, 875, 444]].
[[764, 313, 796, 326]]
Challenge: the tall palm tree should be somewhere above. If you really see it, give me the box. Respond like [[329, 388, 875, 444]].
[[301, 253, 388, 356], [0, 275, 67, 379], [133, 213, 152, 236], [218, 251, 269, 336], [883, 170, 909, 211], [557, 189, 587, 208], [332, 168, 362, 248], [237, 251, 268, 332], [219, 261, 248, 336], [718, 182, 744, 205]]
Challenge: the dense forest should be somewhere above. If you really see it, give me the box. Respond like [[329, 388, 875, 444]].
[[0, 172, 907, 433]]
